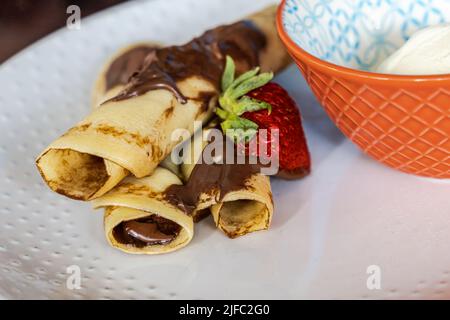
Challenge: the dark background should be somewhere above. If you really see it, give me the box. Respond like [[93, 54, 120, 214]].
[[0, 0, 128, 63]]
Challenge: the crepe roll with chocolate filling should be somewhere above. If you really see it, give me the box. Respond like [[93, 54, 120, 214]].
[[94, 43, 185, 178], [165, 127, 273, 238], [36, 5, 290, 201], [93, 167, 193, 254]]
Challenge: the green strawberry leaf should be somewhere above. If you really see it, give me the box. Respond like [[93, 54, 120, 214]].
[[230, 72, 273, 100], [218, 95, 233, 113], [215, 107, 230, 120], [221, 117, 258, 142], [234, 96, 272, 115], [216, 56, 274, 142], [229, 67, 260, 90], [221, 56, 236, 92]]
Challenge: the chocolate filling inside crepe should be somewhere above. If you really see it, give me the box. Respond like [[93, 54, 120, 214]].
[[94, 167, 194, 254], [113, 215, 181, 247]]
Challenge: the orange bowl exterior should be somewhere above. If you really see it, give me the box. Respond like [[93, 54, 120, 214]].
[[276, 0, 450, 179]]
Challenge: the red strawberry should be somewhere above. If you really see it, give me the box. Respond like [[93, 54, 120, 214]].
[[216, 56, 311, 179]]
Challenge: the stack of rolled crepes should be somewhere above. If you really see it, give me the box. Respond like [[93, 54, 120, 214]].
[[36, 5, 291, 254]]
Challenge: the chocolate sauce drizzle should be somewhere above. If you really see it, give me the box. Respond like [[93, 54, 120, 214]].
[[105, 45, 158, 91], [109, 20, 266, 104], [164, 133, 262, 215]]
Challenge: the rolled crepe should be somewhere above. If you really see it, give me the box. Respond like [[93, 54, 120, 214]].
[[165, 126, 274, 238], [93, 43, 184, 179], [210, 176, 272, 239], [91, 49, 190, 254], [93, 167, 193, 254], [36, 5, 290, 201]]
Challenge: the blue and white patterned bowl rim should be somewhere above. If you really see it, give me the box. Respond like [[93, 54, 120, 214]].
[[281, 0, 450, 71]]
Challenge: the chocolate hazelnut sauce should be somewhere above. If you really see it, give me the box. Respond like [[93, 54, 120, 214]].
[[108, 20, 266, 104], [113, 215, 181, 247], [105, 45, 158, 91], [164, 132, 262, 215]]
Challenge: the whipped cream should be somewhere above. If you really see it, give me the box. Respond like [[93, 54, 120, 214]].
[[375, 23, 450, 75]]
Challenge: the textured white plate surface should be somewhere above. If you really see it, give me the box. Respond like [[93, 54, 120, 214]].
[[1, 0, 450, 300]]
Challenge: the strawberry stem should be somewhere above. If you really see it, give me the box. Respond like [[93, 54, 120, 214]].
[[221, 56, 236, 92], [217, 56, 274, 142]]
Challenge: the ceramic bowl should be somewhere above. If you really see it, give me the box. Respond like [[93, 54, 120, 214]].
[[277, 0, 450, 178]]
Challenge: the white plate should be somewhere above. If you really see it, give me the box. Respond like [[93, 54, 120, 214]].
[[1, 0, 450, 300]]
